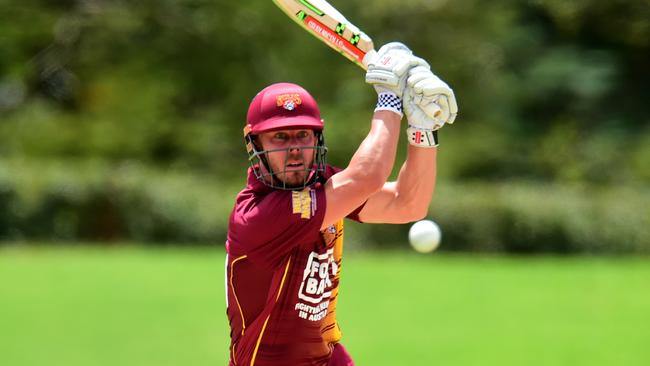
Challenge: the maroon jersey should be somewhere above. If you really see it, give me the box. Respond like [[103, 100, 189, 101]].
[[225, 165, 361, 366]]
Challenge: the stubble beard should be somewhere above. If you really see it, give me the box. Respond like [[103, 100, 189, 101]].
[[270, 157, 313, 188], [280, 170, 308, 187], [262, 147, 315, 188]]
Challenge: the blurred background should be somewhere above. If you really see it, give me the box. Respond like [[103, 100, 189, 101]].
[[1, 0, 649, 365]]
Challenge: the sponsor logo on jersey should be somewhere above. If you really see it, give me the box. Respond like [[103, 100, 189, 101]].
[[294, 248, 338, 322], [292, 188, 316, 219]]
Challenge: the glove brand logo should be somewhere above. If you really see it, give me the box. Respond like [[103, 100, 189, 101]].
[[276, 93, 302, 111], [415, 130, 422, 144]]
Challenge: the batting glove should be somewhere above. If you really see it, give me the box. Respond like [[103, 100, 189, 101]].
[[404, 88, 439, 148], [407, 64, 458, 126], [365, 42, 417, 116], [403, 64, 458, 147]]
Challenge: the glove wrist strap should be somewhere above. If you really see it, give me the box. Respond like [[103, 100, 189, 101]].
[[406, 126, 439, 148], [374, 92, 403, 117]]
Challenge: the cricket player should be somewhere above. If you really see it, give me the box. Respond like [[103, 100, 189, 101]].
[[225, 43, 457, 366]]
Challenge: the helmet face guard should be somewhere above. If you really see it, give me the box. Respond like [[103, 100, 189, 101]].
[[245, 131, 328, 190]]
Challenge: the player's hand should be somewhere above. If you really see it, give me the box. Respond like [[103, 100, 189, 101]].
[[365, 42, 415, 99], [403, 86, 440, 147], [406, 64, 458, 126], [402, 63, 458, 147]]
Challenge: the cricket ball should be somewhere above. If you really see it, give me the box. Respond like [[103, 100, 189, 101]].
[[408, 219, 442, 253]]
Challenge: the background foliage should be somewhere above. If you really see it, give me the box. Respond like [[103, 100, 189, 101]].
[[1, 0, 648, 252]]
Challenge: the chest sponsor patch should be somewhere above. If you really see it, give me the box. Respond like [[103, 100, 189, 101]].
[[292, 188, 316, 219], [295, 248, 337, 321]]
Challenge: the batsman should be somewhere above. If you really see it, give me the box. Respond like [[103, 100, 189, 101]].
[[225, 43, 458, 365]]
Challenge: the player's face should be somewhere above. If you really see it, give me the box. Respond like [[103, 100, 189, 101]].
[[258, 129, 317, 187]]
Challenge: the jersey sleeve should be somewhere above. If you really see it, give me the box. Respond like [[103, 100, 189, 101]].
[[346, 202, 366, 222], [228, 186, 326, 268]]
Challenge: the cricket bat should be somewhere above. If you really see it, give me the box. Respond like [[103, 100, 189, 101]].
[[273, 0, 444, 119], [272, 0, 377, 70]]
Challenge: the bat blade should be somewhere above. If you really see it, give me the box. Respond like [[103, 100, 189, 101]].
[[273, 0, 376, 69]]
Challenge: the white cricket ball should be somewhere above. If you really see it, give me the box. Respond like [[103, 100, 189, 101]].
[[408, 219, 442, 253]]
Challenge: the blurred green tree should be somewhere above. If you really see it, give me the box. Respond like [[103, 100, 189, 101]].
[[0, 0, 648, 249]]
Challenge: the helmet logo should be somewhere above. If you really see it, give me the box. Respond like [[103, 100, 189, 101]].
[[277, 93, 302, 111]]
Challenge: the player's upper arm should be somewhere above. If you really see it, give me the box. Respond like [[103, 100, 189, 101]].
[[356, 182, 427, 224], [321, 168, 385, 230], [321, 111, 403, 229]]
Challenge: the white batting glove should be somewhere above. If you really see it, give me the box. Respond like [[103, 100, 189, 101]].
[[365, 42, 416, 116], [403, 62, 458, 147], [365, 42, 413, 98], [407, 64, 458, 126], [404, 86, 439, 148]]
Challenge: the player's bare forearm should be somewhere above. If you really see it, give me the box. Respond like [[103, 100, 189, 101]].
[[358, 143, 437, 223], [349, 110, 402, 184], [393, 144, 437, 215]]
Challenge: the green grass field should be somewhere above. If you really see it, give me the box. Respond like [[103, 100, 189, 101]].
[[1, 246, 649, 366]]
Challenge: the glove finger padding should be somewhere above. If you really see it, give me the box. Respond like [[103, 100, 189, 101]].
[[408, 67, 441, 101], [404, 96, 442, 147], [406, 65, 458, 125], [413, 74, 452, 98], [404, 91, 445, 131], [407, 66, 432, 88], [410, 56, 431, 70], [446, 90, 459, 115], [438, 96, 459, 124], [365, 42, 414, 96], [421, 101, 442, 119], [377, 42, 412, 54], [437, 93, 458, 124], [374, 42, 416, 78]]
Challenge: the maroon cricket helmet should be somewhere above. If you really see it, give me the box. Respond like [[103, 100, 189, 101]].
[[244, 82, 324, 136]]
